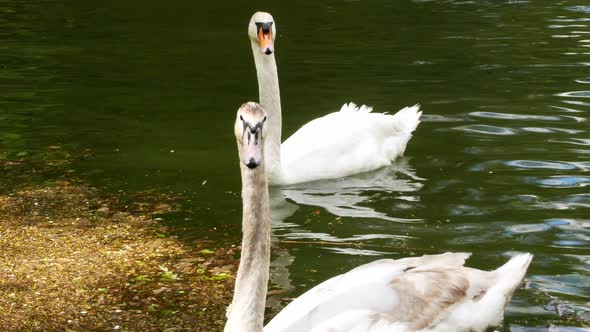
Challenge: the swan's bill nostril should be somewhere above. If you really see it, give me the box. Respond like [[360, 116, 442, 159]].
[[245, 158, 260, 169], [260, 43, 273, 55]]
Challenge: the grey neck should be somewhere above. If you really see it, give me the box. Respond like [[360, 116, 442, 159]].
[[224, 163, 271, 332]]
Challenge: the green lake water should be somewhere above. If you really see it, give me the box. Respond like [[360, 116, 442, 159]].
[[1, 1, 590, 330]]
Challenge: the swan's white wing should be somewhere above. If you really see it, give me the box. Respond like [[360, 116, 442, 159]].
[[277, 103, 421, 185], [264, 252, 471, 332], [264, 253, 532, 332]]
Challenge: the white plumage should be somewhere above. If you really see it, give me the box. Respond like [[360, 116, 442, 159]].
[[265, 252, 533, 332], [227, 101, 533, 332], [248, 12, 422, 186], [280, 103, 422, 185]]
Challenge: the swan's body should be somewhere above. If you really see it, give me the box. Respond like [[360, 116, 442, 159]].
[[280, 103, 421, 185], [248, 12, 422, 186], [265, 252, 532, 332], [226, 102, 533, 332]]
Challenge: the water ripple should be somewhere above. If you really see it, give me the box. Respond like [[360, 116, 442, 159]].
[[549, 18, 590, 22], [454, 125, 582, 136], [557, 193, 590, 209], [550, 138, 590, 146], [548, 24, 588, 29], [562, 99, 590, 108], [545, 219, 572, 227], [552, 34, 582, 38], [421, 114, 464, 122], [550, 105, 584, 113], [530, 274, 590, 297], [453, 124, 516, 135], [528, 62, 590, 67], [572, 161, 590, 170], [519, 127, 553, 134], [506, 218, 590, 235], [568, 5, 590, 13], [565, 254, 590, 271], [507, 223, 551, 234], [509, 195, 590, 211], [470, 160, 590, 172], [283, 232, 411, 242], [522, 127, 583, 134], [575, 77, 590, 83], [449, 204, 487, 216], [547, 218, 590, 233], [531, 176, 590, 188], [557, 91, 590, 98], [323, 247, 388, 256], [470, 111, 561, 121], [505, 160, 578, 170]]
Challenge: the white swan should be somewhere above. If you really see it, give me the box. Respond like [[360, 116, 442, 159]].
[[225, 102, 533, 332], [248, 12, 423, 186]]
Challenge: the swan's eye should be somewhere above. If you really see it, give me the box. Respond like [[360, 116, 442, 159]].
[[263, 116, 267, 122], [240, 115, 244, 121], [255, 22, 273, 35]]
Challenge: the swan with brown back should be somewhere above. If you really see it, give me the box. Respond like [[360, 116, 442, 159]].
[[225, 102, 533, 332]]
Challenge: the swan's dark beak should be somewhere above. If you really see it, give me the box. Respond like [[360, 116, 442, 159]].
[[242, 129, 262, 169], [243, 143, 262, 169], [256, 22, 273, 55]]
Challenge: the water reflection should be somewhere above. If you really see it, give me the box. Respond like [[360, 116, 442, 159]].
[[531, 176, 590, 188], [454, 124, 516, 135], [506, 160, 580, 170], [557, 91, 590, 98], [470, 111, 563, 121], [568, 6, 590, 14], [3, 0, 590, 329], [529, 274, 590, 320], [470, 159, 590, 173], [272, 158, 423, 226], [266, 160, 423, 313]]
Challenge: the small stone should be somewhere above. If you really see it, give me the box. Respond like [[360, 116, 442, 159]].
[[97, 206, 110, 214]]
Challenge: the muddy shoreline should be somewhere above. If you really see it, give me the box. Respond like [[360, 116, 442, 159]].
[[0, 151, 237, 331]]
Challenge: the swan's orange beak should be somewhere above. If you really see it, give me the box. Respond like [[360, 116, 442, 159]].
[[257, 25, 273, 55]]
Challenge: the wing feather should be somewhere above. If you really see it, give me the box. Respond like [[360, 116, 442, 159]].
[[278, 103, 421, 185], [264, 253, 471, 332], [265, 253, 531, 332]]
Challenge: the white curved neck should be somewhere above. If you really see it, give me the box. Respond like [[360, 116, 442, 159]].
[[251, 41, 282, 182], [225, 164, 271, 332]]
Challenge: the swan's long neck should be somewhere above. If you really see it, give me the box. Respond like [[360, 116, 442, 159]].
[[225, 164, 271, 332], [252, 43, 282, 182]]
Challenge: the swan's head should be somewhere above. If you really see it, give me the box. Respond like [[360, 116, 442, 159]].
[[235, 102, 268, 170], [248, 12, 276, 55]]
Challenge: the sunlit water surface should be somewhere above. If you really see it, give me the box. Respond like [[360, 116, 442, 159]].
[[1, 0, 590, 330]]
